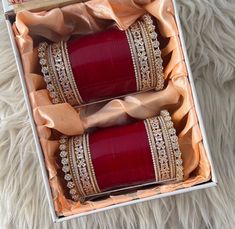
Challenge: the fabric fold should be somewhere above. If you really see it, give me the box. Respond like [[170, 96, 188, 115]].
[[14, 0, 211, 216]]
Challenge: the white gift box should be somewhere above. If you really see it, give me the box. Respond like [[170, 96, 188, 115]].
[[2, 0, 217, 223]]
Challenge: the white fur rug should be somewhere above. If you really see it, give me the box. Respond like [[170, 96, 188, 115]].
[[0, 1, 235, 228]]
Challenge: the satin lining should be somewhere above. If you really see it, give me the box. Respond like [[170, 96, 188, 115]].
[[13, 0, 211, 216]]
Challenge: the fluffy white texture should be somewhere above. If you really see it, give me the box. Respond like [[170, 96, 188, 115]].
[[0, 0, 235, 228]]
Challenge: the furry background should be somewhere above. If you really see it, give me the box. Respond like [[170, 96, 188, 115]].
[[0, 0, 235, 228]]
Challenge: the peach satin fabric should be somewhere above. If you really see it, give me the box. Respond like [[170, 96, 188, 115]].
[[14, 0, 211, 216]]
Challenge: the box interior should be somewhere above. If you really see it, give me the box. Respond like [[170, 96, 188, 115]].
[[8, 0, 213, 218]]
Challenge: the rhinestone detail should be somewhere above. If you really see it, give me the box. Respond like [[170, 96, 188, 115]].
[[144, 110, 184, 182], [160, 110, 184, 181], [125, 14, 164, 92], [59, 136, 79, 201], [142, 14, 164, 90], [59, 134, 101, 201], [38, 42, 62, 104], [38, 41, 83, 106]]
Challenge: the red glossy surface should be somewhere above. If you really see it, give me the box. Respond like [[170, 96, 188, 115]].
[[89, 121, 155, 191], [67, 27, 136, 103]]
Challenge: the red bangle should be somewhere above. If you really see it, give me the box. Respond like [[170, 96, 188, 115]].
[[38, 14, 164, 106], [59, 110, 183, 202]]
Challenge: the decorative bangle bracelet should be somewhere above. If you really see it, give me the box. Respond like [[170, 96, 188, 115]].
[[60, 134, 101, 201], [144, 110, 183, 182], [38, 14, 164, 106], [125, 14, 164, 92], [59, 110, 183, 202]]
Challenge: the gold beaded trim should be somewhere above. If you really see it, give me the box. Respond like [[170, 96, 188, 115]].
[[158, 115, 175, 179], [38, 41, 83, 106], [61, 42, 84, 104], [59, 135, 100, 201], [38, 42, 62, 104], [126, 19, 151, 91], [126, 14, 164, 92], [159, 110, 184, 181], [82, 134, 101, 193], [142, 14, 164, 90], [144, 117, 171, 181], [144, 117, 162, 181], [125, 29, 141, 91], [144, 110, 184, 182]]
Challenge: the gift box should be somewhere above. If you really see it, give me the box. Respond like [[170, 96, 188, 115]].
[[3, 0, 217, 222]]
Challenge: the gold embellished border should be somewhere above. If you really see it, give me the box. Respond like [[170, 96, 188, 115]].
[[159, 110, 184, 181], [126, 19, 151, 91], [142, 14, 164, 91], [144, 117, 162, 181], [38, 42, 63, 104], [59, 135, 100, 201], [125, 29, 141, 91], [61, 42, 84, 104], [38, 41, 83, 106], [158, 115, 176, 179], [82, 134, 101, 193], [144, 110, 184, 182], [59, 136, 80, 201], [126, 14, 164, 92], [144, 117, 171, 181]]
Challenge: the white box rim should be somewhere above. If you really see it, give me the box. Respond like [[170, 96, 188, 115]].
[[3, 0, 218, 222], [172, 0, 217, 183]]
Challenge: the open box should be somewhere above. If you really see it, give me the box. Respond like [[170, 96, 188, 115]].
[[2, 0, 217, 223]]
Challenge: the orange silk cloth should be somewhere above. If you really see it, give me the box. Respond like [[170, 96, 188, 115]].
[[13, 0, 211, 216]]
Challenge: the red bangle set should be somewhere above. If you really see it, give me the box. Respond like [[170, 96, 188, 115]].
[[38, 14, 183, 202], [59, 110, 183, 201], [38, 14, 164, 106]]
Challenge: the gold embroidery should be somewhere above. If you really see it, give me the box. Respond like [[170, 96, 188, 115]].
[[126, 14, 164, 92], [142, 14, 164, 90], [160, 110, 184, 181], [38, 41, 83, 106], [144, 117, 171, 181], [144, 110, 183, 182], [59, 135, 100, 201]]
